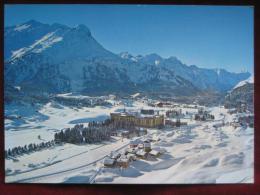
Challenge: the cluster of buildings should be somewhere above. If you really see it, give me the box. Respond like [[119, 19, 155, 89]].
[[111, 128, 147, 139], [194, 108, 215, 121], [110, 110, 164, 128], [227, 103, 248, 114], [230, 114, 254, 128], [110, 107, 193, 130], [103, 138, 166, 168], [238, 115, 254, 127], [166, 109, 184, 118], [165, 119, 187, 127]]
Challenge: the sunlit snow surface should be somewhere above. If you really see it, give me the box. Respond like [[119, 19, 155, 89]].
[[14, 24, 31, 32], [5, 100, 253, 183], [233, 75, 254, 89], [11, 31, 63, 59]]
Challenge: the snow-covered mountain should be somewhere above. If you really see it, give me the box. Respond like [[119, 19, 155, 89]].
[[225, 76, 254, 111], [119, 52, 251, 92], [233, 76, 254, 90], [4, 20, 251, 97]]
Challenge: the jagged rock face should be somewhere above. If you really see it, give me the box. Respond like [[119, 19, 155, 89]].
[[5, 20, 251, 97]]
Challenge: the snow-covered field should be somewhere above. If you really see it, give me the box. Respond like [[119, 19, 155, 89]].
[[5, 99, 254, 183]]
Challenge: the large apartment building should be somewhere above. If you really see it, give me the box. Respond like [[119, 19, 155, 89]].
[[110, 111, 164, 128]]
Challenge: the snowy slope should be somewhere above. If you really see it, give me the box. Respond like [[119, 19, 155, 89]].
[[5, 102, 253, 183], [5, 20, 69, 60], [224, 75, 254, 112], [233, 76, 254, 90]]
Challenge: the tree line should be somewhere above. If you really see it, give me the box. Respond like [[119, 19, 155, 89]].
[[5, 119, 142, 159], [5, 140, 56, 159], [54, 119, 138, 144]]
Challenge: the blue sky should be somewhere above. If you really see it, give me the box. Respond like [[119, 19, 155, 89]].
[[5, 5, 254, 73]]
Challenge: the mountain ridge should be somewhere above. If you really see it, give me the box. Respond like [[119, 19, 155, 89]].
[[4, 20, 251, 97]]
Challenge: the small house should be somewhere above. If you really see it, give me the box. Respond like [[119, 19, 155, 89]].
[[129, 140, 142, 148], [144, 142, 151, 152], [153, 147, 167, 155], [138, 143, 144, 149], [126, 153, 136, 161], [149, 150, 160, 157], [152, 136, 161, 142], [116, 157, 129, 168], [125, 147, 137, 155], [104, 157, 115, 167], [110, 151, 121, 160], [136, 150, 148, 159]]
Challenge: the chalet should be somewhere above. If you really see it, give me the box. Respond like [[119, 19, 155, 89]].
[[103, 157, 116, 167], [138, 143, 144, 149], [110, 151, 121, 160], [125, 147, 137, 154], [126, 153, 136, 161], [129, 140, 142, 148], [144, 142, 151, 152], [136, 150, 148, 159], [152, 147, 167, 155], [149, 150, 160, 157], [116, 156, 130, 168]]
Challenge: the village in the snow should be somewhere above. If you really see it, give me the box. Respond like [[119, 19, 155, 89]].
[[5, 92, 254, 183]]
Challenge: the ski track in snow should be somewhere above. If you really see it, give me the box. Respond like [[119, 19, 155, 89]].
[[15, 141, 129, 183]]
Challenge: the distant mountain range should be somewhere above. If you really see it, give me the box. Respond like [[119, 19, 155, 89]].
[[4, 20, 251, 97]]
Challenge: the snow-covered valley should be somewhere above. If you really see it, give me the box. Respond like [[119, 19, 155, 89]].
[[5, 98, 254, 183], [3, 10, 254, 186]]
